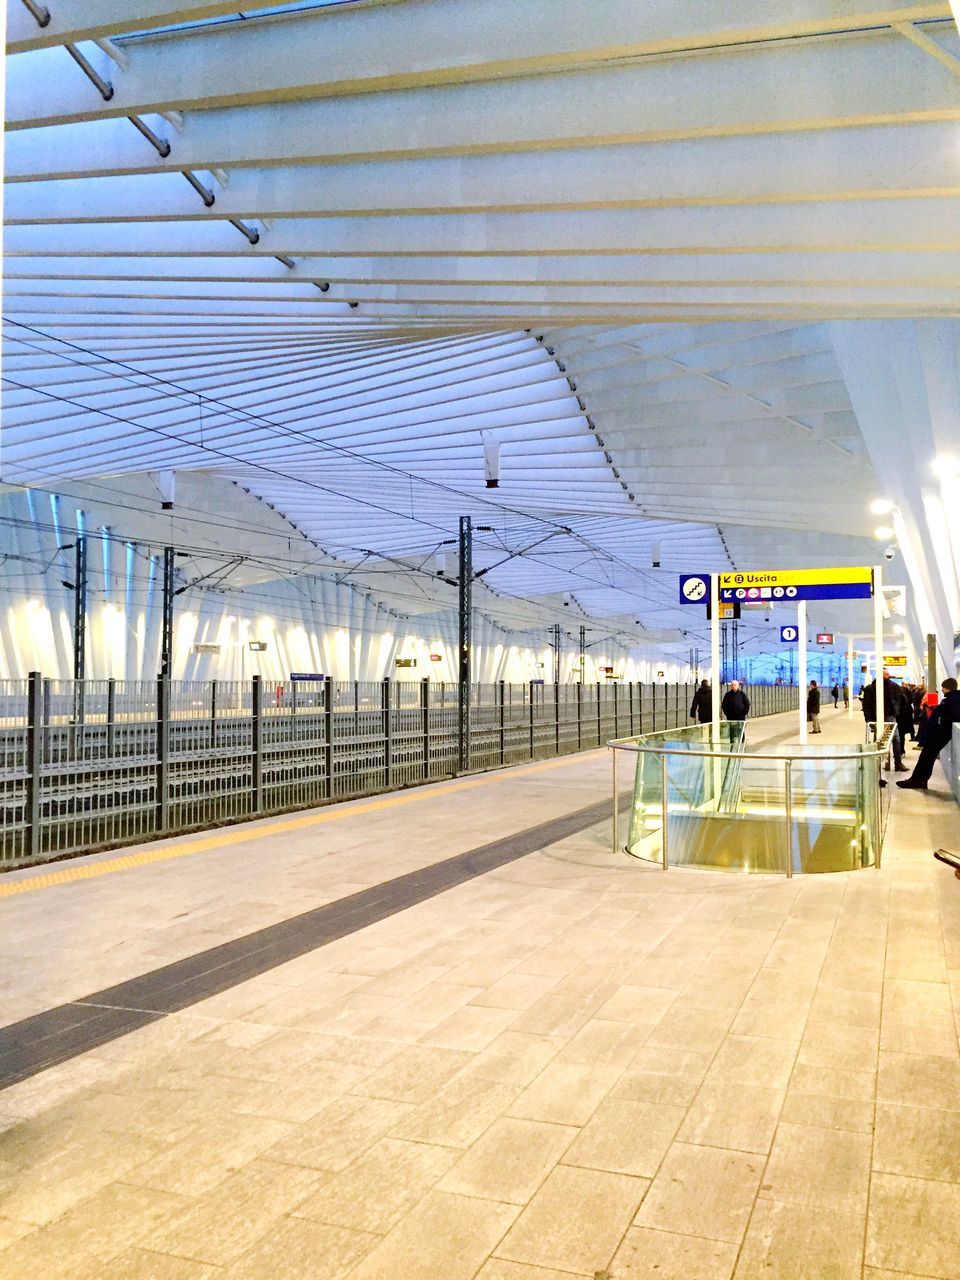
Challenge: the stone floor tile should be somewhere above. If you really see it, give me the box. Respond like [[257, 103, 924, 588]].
[[796, 1020, 880, 1073], [496, 1163, 647, 1274], [79, 1249, 219, 1279], [0, 1218, 34, 1250], [612, 1070, 702, 1107], [146, 1159, 321, 1265], [475, 1261, 590, 1280], [626, 1042, 714, 1080], [634, 1142, 763, 1243], [677, 1082, 784, 1154], [507, 993, 598, 1039], [554, 1017, 649, 1069], [351, 1044, 473, 1103], [778, 1091, 874, 1133], [388, 1074, 517, 1148], [760, 1122, 871, 1210], [808, 988, 882, 1028], [877, 1050, 960, 1110], [0, 1182, 188, 1279], [264, 1094, 413, 1171], [874, 1101, 960, 1180], [730, 999, 809, 1041], [420, 1003, 520, 1052], [788, 1060, 876, 1101], [468, 973, 560, 1011], [609, 1225, 738, 1280], [218, 1219, 378, 1280], [642, 1003, 734, 1054], [460, 1030, 563, 1088], [705, 1035, 797, 1090], [595, 984, 679, 1023], [734, 1199, 864, 1280], [562, 1097, 686, 1177], [123, 1113, 293, 1197], [293, 1137, 458, 1234], [866, 1172, 960, 1277], [347, 1190, 518, 1280], [437, 1117, 577, 1204], [879, 1014, 959, 1058], [507, 1060, 620, 1127]]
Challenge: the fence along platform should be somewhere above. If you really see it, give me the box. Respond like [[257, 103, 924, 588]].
[[0, 675, 796, 868]]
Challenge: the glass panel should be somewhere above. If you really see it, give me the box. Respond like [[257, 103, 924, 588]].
[[625, 728, 883, 875]]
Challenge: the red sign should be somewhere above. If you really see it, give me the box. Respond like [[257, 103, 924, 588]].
[[816, 632, 834, 645], [429, 653, 442, 662]]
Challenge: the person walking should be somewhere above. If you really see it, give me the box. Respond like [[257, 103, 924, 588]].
[[721, 680, 750, 721], [897, 678, 960, 790], [842, 681, 850, 709], [807, 680, 822, 734], [689, 679, 713, 724], [831, 682, 840, 708], [895, 683, 916, 754]]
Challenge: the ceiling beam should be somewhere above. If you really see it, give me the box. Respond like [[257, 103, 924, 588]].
[[8, 123, 960, 225], [5, 0, 274, 53], [5, 0, 951, 129], [7, 32, 959, 180]]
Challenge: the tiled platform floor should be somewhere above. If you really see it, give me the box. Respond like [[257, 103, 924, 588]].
[[1, 706, 960, 1279]]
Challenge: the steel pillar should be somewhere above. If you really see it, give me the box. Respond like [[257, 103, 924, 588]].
[[458, 515, 472, 773]]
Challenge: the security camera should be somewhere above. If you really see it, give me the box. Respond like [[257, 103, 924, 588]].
[[884, 545, 897, 562]]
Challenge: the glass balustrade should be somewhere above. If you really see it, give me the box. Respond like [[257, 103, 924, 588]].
[[612, 722, 884, 875]]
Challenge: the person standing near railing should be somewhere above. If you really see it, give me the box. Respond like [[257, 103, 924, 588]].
[[807, 680, 822, 734], [861, 670, 907, 773]]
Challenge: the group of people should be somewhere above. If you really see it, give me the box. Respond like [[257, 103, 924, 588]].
[[689, 679, 750, 724], [858, 670, 960, 791], [691, 672, 960, 794]]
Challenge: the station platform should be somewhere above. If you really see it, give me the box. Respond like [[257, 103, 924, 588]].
[[1, 706, 959, 1279]]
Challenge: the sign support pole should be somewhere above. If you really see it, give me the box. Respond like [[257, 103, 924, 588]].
[[873, 563, 884, 738], [710, 574, 721, 746], [798, 600, 808, 744], [846, 636, 855, 720]]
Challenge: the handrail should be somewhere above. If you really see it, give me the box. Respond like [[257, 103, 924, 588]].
[[607, 722, 892, 763]]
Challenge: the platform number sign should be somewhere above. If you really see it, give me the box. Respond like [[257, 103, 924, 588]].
[[679, 574, 709, 604], [780, 626, 799, 643]]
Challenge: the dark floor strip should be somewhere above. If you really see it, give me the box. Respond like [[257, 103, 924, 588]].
[[0, 795, 615, 1089]]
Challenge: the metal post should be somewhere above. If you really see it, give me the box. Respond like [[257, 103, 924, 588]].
[[596, 681, 602, 746], [73, 535, 87, 682], [421, 678, 430, 778], [251, 674, 263, 813], [660, 752, 669, 871], [613, 681, 619, 738], [458, 515, 473, 774], [160, 545, 174, 681], [579, 625, 586, 683], [529, 679, 535, 758], [873, 563, 885, 741], [628, 681, 635, 735], [926, 632, 937, 693], [210, 678, 217, 750], [156, 675, 170, 833], [383, 677, 393, 788], [612, 746, 619, 856], [554, 680, 561, 755], [324, 677, 334, 800], [498, 679, 506, 765], [106, 677, 116, 757], [784, 759, 793, 878], [26, 671, 42, 862], [552, 623, 561, 685], [798, 600, 808, 744], [42, 677, 51, 728], [576, 680, 582, 750], [710, 574, 721, 749]]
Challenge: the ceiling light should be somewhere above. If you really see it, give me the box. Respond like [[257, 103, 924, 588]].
[[873, 526, 894, 540], [934, 453, 960, 477], [869, 498, 894, 515]]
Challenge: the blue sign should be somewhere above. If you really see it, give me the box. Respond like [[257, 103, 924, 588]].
[[679, 574, 710, 604], [290, 672, 325, 681], [722, 583, 871, 604], [780, 626, 799, 643]]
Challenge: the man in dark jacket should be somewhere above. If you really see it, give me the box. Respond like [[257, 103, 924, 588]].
[[721, 680, 750, 721], [807, 680, 822, 733], [861, 671, 906, 770], [897, 678, 960, 789], [690, 679, 713, 724]]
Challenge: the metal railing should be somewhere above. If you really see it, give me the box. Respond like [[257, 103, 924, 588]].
[[609, 718, 889, 877], [0, 674, 796, 868]]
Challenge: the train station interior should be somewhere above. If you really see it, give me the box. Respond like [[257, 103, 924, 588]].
[[2, 2, 960, 1277]]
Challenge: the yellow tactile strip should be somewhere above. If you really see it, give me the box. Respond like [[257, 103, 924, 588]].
[[0, 751, 605, 899]]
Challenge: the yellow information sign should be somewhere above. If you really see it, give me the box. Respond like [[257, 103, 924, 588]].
[[719, 566, 872, 604], [883, 655, 908, 668]]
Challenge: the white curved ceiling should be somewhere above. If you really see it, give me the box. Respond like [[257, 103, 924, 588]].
[[3, 0, 960, 664]]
